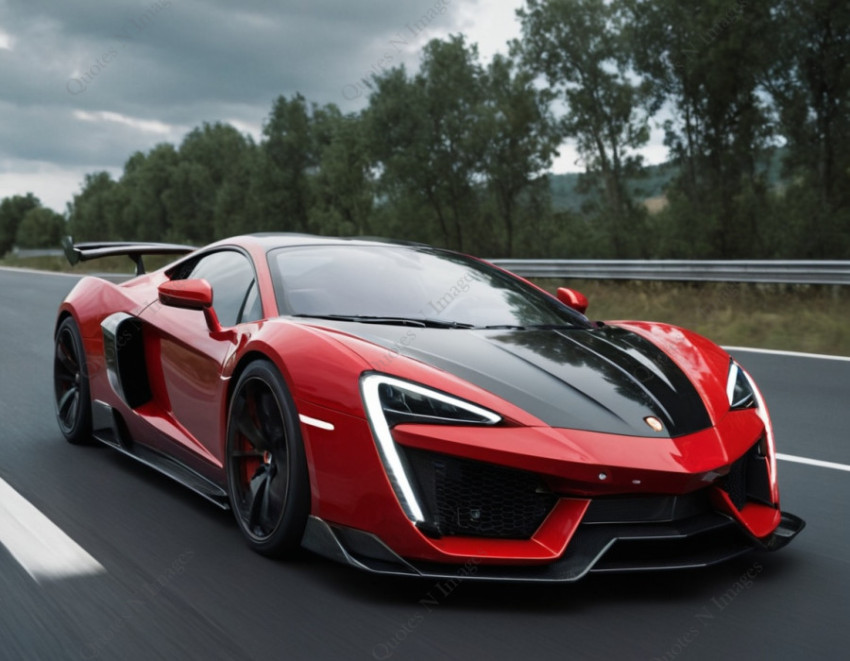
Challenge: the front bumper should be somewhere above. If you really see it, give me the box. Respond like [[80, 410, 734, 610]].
[[302, 503, 805, 583], [299, 399, 804, 578]]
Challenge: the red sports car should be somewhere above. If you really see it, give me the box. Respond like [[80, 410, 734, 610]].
[[54, 234, 803, 581]]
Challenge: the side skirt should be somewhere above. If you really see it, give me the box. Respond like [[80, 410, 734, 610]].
[[92, 400, 230, 510]]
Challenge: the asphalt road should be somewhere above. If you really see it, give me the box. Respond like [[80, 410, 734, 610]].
[[1, 267, 847, 661]]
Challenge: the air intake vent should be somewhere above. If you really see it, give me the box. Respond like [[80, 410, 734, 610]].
[[404, 448, 557, 539], [721, 438, 772, 508]]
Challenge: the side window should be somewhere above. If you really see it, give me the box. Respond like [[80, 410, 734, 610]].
[[238, 280, 264, 324], [185, 251, 260, 327]]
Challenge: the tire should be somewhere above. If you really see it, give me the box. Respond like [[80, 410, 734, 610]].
[[225, 360, 310, 557], [53, 316, 93, 445]]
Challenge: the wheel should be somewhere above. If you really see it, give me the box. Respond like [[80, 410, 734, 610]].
[[226, 360, 310, 557], [53, 316, 93, 444]]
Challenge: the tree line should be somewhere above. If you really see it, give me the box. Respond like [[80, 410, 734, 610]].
[[2, 0, 848, 259]]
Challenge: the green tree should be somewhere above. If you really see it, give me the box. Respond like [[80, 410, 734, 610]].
[[15, 206, 66, 248], [480, 53, 560, 256], [213, 141, 263, 238], [309, 105, 375, 236], [622, 0, 774, 257], [162, 160, 215, 244], [164, 122, 255, 244], [67, 172, 123, 242], [517, 0, 654, 257], [257, 94, 318, 232], [367, 36, 486, 251], [0, 193, 40, 256], [365, 66, 436, 244], [120, 144, 180, 242], [762, 0, 850, 257]]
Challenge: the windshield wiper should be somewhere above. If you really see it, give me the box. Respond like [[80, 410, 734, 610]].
[[290, 314, 474, 329], [480, 323, 579, 330], [480, 324, 528, 330], [526, 323, 580, 330], [418, 318, 475, 329]]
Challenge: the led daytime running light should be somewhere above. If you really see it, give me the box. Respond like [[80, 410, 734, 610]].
[[361, 374, 501, 523]]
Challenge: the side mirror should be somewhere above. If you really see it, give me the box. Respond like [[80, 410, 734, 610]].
[[158, 279, 213, 309], [158, 279, 222, 332], [556, 287, 589, 315]]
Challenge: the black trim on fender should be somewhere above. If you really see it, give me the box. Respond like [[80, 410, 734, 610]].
[[101, 312, 152, 409]]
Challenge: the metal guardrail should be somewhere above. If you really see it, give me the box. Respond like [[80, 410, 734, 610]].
[[8, 248, 849, 285], [489, 259, 850, 285]]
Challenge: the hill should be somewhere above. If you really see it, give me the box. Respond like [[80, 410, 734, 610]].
[[549, 148, 786, 213]]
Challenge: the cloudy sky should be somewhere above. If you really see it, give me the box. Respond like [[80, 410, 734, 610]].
[[0, 0, 662, 213]]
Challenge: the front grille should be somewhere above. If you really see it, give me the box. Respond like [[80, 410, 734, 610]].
[[583, 490, 712, 524], [721, 438, 772, 508], [404, 448, 557, 539]]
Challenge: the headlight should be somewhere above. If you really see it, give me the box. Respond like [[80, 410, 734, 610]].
[[725, 360, 779, 499], [360, 373, 501, 523], [726, 361, 756, 410]]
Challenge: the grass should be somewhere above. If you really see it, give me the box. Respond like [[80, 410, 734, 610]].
[[535, 279, 850, 357], [2, 255, 847, 356]]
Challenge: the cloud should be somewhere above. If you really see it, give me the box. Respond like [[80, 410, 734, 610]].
[[0, 27, 13, 50], [0, 160, 119, 213], [0, 0, 529, 211], [73, 109, 180, 136]]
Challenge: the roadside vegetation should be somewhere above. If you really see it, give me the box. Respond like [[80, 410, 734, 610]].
[[537, 279, 850, 357]]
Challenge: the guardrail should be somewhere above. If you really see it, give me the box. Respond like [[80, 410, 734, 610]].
[[8, 248, 850, 285], [489, 260, 850, 285]]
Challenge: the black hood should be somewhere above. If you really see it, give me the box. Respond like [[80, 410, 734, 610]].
[[313, 321, 712, 437]]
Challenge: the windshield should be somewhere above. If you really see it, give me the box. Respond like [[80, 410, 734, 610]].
[[268, 244, 590, 329]]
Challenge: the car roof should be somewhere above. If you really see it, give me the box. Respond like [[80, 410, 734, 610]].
[[217, 233, 430, 252]]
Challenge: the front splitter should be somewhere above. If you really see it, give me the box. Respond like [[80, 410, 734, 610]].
[[299, 509, 804, 583]]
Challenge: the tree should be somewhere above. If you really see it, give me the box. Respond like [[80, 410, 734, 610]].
[[164, 122, 255, 244], [257, 94, 318, 232], [67, 172, 123, 242], [308, 105, 375, 236], [0, 193, 40, 256], [762, 0, 850, 257], [622, 0, 775, 257], [480, 53, 560, 256], [517, 0, 654, 257], [120, 144, 179, 242], [213, 142, 263, 238], [367, 35, 487, 251], [15, 207, 66, 248], [365, 66, 436, 243]]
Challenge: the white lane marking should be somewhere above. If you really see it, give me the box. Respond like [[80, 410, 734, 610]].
[[0, 477, 105, 582], [777, 453, 850, 473], [298, 414, 335, 431], [724, 346, 850, 363]]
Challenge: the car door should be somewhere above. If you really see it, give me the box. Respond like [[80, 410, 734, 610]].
[[140, 249, 264, 466]]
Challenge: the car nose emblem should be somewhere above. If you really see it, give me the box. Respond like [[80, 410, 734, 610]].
[[644, 416, 664, 432]]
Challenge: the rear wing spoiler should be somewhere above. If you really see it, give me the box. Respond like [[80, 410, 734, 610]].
[[62, 236, 196, 276]]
